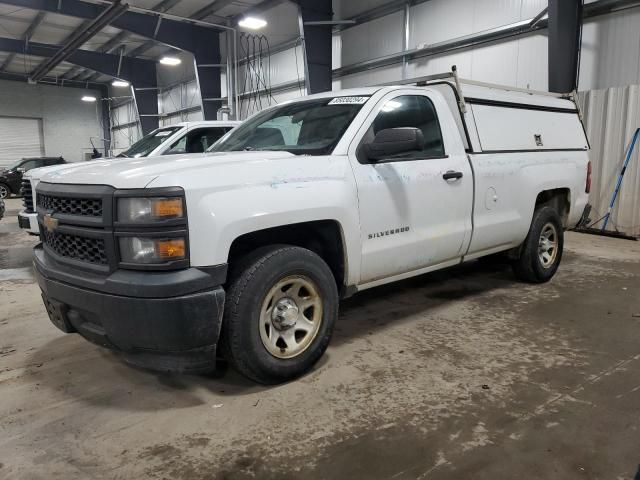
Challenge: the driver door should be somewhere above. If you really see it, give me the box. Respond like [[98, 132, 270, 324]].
[[349, 91, 474, 284]]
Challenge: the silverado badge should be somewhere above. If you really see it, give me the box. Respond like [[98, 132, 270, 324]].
[[43, 214, 59, 233]]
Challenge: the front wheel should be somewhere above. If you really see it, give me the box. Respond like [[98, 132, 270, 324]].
[[221, 245, 338, 384], [512, 206, 564, 283], [0, 183, 9, 199]]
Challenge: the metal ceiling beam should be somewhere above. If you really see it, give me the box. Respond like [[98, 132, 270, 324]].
[[0, 0, 226, 52], [0, 37, 155, 82], [140, 0, 245, 60], [0, 10, 45, 71], [230, 0, 287, 22], [30, 0, 129, 82], [190, 0, 236, 20], [126, 37, 166, 58], [81, 0, 182, 82], [97, 29, 131, 53], [0, 69, 105, 88]]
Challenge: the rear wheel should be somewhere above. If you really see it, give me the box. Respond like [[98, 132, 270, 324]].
[[221, 245, 338, 384], [0, 183, 9, 199], [512, 206, 564, 283]]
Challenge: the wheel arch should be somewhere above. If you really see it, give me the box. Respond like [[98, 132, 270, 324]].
[[226, 219, 350, 295], [535, 188, 571, 227]]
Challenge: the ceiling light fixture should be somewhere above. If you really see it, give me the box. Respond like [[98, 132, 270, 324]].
[[112, 80, 130, 87], [81, 95, 97, 102], [159, 56, 182, 66], [238, 16, 267, 29]]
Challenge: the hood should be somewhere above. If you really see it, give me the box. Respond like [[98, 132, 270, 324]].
[[27, 162, 88, 181], [38, 151, 298, 189]]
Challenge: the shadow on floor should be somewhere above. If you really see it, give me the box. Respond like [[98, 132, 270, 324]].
[[23, 258, 523, 411]]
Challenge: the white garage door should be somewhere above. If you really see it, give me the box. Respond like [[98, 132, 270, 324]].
[[0, 116, 44, 168]]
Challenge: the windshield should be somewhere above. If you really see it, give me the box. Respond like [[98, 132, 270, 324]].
[[209, 97, 369, 155], [6, 159, 25, 170], [118, 127, 181, 158]]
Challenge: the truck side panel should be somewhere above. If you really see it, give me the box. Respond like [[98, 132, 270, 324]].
[[466, 150, 589, 257]]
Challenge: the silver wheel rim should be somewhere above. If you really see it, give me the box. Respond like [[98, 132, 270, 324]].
[[259, 275, 323, 359], [538, 222, 558, 268], [0, 185, 7, 199]]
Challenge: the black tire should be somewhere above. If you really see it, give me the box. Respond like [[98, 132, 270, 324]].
[[0, 183, 10, 199], [512, 206, 564, 283], [221, 245, 339, 384]]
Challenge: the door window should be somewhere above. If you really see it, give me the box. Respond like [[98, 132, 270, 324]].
[[119, 127, 181, 158], [360, 95, 445, 162], [19, 160, 38, 171], [165, 127, 229, 155]]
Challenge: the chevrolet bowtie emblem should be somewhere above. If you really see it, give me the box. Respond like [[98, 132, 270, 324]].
[[43, 214, 59, 232]]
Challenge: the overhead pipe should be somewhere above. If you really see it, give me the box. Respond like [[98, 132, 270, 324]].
[[333, 18, 542, 79], [30, 1, 129, 82], [332, 0, 640, 80]]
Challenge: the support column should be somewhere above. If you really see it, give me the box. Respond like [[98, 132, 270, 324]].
[[192, 33, 223, 120], [548, 0, 583, 93], [98, 84, 112, 156], [298, 0, 332, 94]]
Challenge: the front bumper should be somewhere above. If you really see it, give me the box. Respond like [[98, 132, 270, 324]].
[[34, 246, 225, 373], [18, 211, 39, 234]]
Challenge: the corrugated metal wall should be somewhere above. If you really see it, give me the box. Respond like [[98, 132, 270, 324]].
[[333, 0, 640, 92], [110, 101, 141, 154], [579, 85, 640, 236]]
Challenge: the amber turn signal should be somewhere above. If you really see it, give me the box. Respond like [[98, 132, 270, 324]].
[[156, 239, 186, 259], [152, 198, 184, 218]]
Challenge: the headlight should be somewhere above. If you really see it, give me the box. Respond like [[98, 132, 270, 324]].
[[119, 236, 186, 264], [117, 197, 184, 223]]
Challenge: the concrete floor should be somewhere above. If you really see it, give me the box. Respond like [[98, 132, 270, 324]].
[[1, 196, 640, 479]]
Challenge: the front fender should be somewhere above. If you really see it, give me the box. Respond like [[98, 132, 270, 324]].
[[147, 155, 363, 286]]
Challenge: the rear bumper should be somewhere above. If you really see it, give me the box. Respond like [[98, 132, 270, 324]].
[[18, 211, 39, 234], [34, 246, 225, 373]]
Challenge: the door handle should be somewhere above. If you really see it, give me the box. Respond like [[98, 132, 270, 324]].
[[442, 170, 463, 181]]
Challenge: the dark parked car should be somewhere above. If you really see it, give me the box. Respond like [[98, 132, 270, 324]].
[[0, 157, 65, 199]]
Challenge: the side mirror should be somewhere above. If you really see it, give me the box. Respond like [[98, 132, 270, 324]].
[[363, 127, 425, 162]]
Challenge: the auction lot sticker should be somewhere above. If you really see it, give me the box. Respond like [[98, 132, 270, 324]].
[[328, 96, 369, 105]]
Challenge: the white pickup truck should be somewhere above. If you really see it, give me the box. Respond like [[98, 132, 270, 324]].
[[33, 70, 590, 384], [18, 120, 240, 234]]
